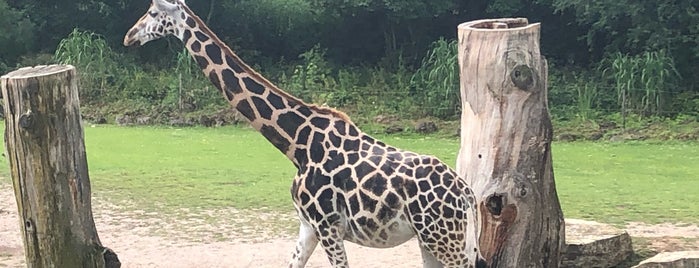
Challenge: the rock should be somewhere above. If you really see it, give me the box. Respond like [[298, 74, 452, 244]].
[[169, 117, 193, 127], [135, 116, 151, 125], [374, 114, 399, 124], [84, 114, 107, 124], [561, 219, 633, 268], [94, 116, 107, 124], [588, 131, 604, 141], [633, 251, 699, 268], [599, 121, 617, 131], [676, 131, 699, 141], [115, 115, 133, 126], [232, 110, 247, 124], [215, 118, 227, 127], [557, 133, 579, 142], [609, 135, 626, 142], [198, 115, 214, 127], [415, 120, 438, 134], [626, 130, 648, 141], [385, 125, 404, 134], [209, 108, 245, 126]]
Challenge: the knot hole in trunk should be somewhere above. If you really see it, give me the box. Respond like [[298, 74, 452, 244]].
[[486, 194, 504, 216], [511, 65, 534, 91]]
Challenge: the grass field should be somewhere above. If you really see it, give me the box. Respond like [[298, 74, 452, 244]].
[[0, 125, 697, 225]]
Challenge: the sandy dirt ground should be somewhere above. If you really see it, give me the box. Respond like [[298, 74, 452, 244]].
[[1, 182, 697, 268], [0, 183, 423, 268]]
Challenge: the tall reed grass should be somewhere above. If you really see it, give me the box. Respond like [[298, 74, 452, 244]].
[[601, 50, 680, 117], [54, 29, 124, 102], [410, 38, 460, 119]]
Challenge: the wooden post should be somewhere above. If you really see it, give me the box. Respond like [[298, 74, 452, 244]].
[[456, 19, 564, 267], [1, 65, 120, 268]]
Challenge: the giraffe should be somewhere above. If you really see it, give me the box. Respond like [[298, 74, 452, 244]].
[[124, 0, 487, 267]]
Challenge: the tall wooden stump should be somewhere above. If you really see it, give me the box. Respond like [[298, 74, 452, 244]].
[[456, 19, 564, 267], [1, 65, 120, 268]]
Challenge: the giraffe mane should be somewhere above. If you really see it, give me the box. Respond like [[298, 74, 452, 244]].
[[179, 3, 354, 124]]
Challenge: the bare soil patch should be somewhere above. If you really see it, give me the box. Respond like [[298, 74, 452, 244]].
[[0, 183, 421, 268], [1, 183, 697, 267]]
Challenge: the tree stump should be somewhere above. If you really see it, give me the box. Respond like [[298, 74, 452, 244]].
[[1, 65, 120, 268], [455, 18, 565, 267]]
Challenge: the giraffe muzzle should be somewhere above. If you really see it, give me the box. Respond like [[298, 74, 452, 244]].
[[123, 38, 142, 47], [123, 28, 142, 47]]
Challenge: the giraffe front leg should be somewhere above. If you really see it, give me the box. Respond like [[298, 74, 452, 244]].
[[317, 224, 349, 268], [419, 245, 444, 268], [289, 218, 319, 268]]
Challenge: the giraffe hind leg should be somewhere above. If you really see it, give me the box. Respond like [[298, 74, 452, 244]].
[[288, 217, 318, 268]]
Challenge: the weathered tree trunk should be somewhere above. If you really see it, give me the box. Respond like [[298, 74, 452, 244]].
[[455, 19, 565, 267], [1, 65, 120, 268]]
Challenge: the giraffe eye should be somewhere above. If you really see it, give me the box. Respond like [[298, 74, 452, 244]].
[[148, 11, 158, 17]]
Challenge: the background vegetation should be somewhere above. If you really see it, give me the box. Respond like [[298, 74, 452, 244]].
[[1, 0, 698, 138]]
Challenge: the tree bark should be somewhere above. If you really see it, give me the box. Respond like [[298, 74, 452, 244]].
[[1, 65, 120, 268], [455, 18, 564, 267]]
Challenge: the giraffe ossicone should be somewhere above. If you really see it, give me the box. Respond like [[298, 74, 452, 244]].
[[124, 0, 487, 267]]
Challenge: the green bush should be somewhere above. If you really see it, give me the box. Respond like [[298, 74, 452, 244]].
[[278, 45, 419, 119], [18, 53, 55, 66], [54, 29, 126, 102], [410, 38, 460, 119], [333, 69, 362, 107], [366, 61, 415, 116], [0, 61, 8, 75], [161, 49, 223, 111], [285, 45, 336, 104], [547, 67, 608, 122], [547, 67, 578, 120], [670, 92, 699, 119], [53, 29, 224, 113]]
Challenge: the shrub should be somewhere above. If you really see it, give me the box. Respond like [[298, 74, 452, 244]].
[[286, 45, 335, 103], [162, 49, 223, 111], [54, 29, 125, 102], [410, 38, 460, 119]]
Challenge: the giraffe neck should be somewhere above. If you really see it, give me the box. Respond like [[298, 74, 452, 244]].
[[176, 4, 354, 167]]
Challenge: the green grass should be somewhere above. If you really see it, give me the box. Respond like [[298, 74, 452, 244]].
[[0, 125, 697, 225], [554, 141, 699, 224], [84, 125, 297, 212]]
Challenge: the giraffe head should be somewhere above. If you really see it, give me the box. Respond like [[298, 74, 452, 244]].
[[123, 0, 187, 47]]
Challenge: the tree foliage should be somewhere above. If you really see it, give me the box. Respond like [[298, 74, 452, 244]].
[[217, 0, 326, 61], [1, 0, 698, 120], [0, 0, 35, 73], [545, 0, 699, 77]]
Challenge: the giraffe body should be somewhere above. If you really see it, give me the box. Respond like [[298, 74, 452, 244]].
[[124, 1, 486, 267], [290, 140, 481, 267]]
